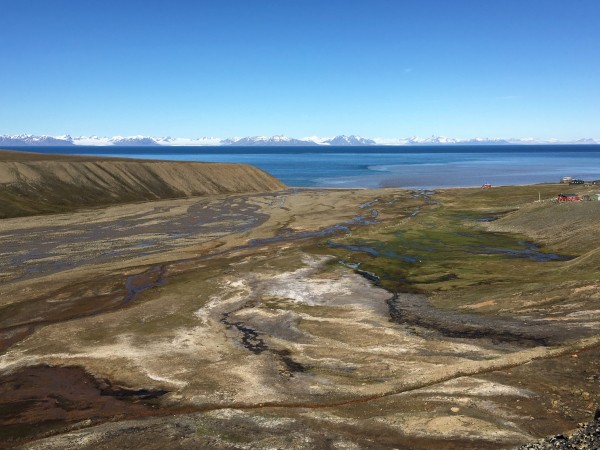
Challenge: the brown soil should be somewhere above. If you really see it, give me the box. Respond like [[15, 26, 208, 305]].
[[0, 149, 285, 218], [0, 365, 165, 448]]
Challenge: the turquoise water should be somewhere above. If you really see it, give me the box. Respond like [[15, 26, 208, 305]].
[[9, 145, 600, 188]]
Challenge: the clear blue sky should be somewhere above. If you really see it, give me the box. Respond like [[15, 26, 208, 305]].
[[1, 0, 599, 139]]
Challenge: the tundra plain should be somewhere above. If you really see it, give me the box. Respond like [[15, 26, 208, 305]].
[[0, 152, 599, 449]]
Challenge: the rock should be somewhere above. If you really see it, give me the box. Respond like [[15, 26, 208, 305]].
[[519, 409, 600, 449]]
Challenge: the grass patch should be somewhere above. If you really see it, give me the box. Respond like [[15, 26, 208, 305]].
[[313, 186, 598, 314]]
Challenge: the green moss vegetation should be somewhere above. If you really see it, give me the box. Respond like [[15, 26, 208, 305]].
[[313, 185, 600, 315]]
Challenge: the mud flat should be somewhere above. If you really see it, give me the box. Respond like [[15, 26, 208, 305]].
[[0, 158, 599, 449]]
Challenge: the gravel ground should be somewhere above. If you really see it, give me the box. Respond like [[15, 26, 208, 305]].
[[519, 410, 600, 449]]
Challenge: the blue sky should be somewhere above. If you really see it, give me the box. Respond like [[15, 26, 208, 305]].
[[0, 0, 599, 139]]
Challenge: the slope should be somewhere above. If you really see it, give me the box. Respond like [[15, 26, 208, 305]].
[[0, 150, 286, 218]]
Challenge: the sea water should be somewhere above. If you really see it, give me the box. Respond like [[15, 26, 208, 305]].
[[10, 145, 600, 188]]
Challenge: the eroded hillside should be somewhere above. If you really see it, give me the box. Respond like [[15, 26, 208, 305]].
[[0, 150, 286, 218]]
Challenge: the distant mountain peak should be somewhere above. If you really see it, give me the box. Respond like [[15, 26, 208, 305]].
[[323, 135, 377, 146], [0, 134, 75, 146], [0, 133, 597, 147], [226, 135, 318, 146], [109, 136, 160, 146]]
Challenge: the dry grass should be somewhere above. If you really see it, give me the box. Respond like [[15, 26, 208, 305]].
[[0, 149, 286, 218]]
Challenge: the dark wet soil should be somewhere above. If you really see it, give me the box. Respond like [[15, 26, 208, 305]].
[[271, 349, 307, 376], [471, 241, 572, 262], [124, 265, 167, 304], [0, 365, 166, 448], [460, 209, 517, 223], [220, 309, 306, 376], [385, 292, 582, 348], [220, 312, 268, 354]]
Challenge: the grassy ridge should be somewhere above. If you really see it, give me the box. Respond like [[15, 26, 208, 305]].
[[0, 150, 286, 218]]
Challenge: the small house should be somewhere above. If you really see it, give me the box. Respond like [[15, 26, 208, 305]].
[[560, 177, 573, 184], [569, 179, 585, 185], [557, 193, 580, 202], [481, 183, 492, 189]]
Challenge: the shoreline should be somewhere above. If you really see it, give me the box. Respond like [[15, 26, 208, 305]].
[[3, 147, 600, 191]]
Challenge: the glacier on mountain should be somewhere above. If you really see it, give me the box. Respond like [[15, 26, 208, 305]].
[[0, 134, 597, 147]]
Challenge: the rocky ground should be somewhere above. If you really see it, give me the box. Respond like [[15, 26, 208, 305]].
[[519, 410, 600, 449]]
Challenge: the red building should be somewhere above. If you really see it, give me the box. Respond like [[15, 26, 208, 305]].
[[557, 194, 580, 202]]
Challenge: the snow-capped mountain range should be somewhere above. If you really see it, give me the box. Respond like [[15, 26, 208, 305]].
[[0, 134, 597, 147]]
